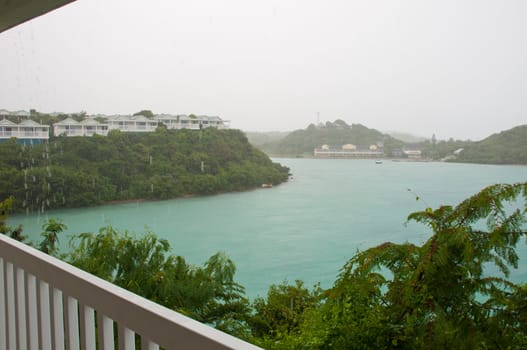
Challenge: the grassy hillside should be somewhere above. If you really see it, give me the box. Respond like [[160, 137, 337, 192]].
[[260, 120, 404, 156], [0, 128, 290, 212], [454, 125, 527, 164]]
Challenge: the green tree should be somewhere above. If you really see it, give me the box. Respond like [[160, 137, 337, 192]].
[[67, 227, 251, 338], [250, 280, 322, 340], [0, 197, 26, 242], [133, 110, 154, 119], [250, 182, 527, 349], [39, 218, 67, 256]]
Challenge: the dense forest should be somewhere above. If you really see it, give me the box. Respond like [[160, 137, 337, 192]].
[[0, 128, 290, 213], [2, 182, 526, 348], [258, 120, 405, 156]]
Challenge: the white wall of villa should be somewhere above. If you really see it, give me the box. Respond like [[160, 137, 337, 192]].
[[0, 119, 49, 144], [53, 117, 109, 137]]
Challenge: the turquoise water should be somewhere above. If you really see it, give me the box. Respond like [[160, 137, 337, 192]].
[[9, 159, 527, 299]]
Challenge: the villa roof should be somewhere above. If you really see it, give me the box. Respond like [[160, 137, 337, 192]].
[[132, 115, 152, 122], [79, 118, 102, 126], [19, 119, 45, 127], [54, 117, 79, 125], [14, 110, 30, 117], [154, 114, 175, 120], [0, 118, 16, 126]]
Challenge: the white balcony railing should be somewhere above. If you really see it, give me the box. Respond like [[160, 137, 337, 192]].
[[0, 234, 261, 350], [18, 131, 50, 139], [0, 131, 49, 139]]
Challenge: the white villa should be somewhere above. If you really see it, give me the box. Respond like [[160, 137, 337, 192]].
[[0, 109, 30, 119], [403, 149, 423, 159], [80, 118, 109, 136], [53, 117, 109, 137], [314, 144, 384, 158], [52, 114, 230, 137], [0, 118, 50, 144], [107, 115, 158, 132], [154, 114, 229, 130]]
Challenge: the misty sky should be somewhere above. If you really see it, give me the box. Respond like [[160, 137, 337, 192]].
[[1, 0, 526, 140]]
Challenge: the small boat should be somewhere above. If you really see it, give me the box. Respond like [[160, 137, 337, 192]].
[[375, 160, 383, 164], [261, 183, 273, 188]]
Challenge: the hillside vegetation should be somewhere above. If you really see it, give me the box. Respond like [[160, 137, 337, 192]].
[[0, 128, 289, 212], [453, 125, 527, 164], [260, 120, 404, 156]]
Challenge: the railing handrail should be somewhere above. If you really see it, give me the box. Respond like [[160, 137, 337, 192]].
[[0, 234, 261, 349]]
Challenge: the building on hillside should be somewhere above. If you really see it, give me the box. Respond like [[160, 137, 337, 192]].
[[203, 115, 230, 129], [53, 117, 83, 136], [154, 114, 229, 130], [107, 115, 158, 132], [314, 144, 384, 158], [0, 118, 49, 144], [0, 109, 31, 119], [342, 144, 357, 150], [79, 118, 108, 136], [154, 114, 187, 129], [403, 149, 422, 159]]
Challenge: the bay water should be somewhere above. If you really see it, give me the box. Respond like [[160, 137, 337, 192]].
[[9, 159, 527, 299]]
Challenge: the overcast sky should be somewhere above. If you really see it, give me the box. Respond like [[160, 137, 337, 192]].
[[1, 0, 526, 140]]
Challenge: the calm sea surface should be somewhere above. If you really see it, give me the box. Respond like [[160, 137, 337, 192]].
[[9, 159, 527, 299]]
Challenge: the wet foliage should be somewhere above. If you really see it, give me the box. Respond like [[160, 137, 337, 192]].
[[2, 182, 526, 348], [0, 128, 290, 213]]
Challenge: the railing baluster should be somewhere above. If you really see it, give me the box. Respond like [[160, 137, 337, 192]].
[[0, 258, 5, 349], [6, 262, 16, 350], [39, 281, 52, 350], [118, 325, 135, 350], [0, 258, 6, 349], [52, 288, 65, 350], [64, 295, 80, 350], [16, 267, 28, 350], [97, 314, 114, 350], [79, 304, 95, 350], [141, 337, 159, 350], [26, 273, 39, 350]]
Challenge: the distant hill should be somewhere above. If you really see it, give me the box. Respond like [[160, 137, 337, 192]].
[[453, 125, 527, 164], [259, 120, 404, 156], [386, 131, 428, 143], [244, 131, 289, 147]]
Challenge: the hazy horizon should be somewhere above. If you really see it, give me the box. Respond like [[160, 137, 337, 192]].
[[1, 0, 526, 141]]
